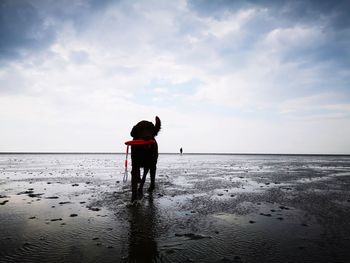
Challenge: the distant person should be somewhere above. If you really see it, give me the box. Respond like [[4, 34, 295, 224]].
[[180, 147, 183, 155]]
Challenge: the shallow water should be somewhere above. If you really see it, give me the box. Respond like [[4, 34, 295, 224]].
[[1, 154, 350, 263]]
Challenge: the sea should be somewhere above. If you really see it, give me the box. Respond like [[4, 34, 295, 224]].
[[1, 153, 350, 263]]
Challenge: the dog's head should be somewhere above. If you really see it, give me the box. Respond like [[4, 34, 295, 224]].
[[130, 116, 161, 140]]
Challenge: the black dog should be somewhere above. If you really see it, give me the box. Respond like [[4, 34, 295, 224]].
[[130, 116, 161, 202]]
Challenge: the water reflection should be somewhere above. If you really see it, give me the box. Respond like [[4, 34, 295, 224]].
[[128, 195, 159, 262]]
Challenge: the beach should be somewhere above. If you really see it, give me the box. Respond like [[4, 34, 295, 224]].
[[1, 153, 350, 263]]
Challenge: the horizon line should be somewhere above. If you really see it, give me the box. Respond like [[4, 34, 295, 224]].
[[0, 152, 350, 156]]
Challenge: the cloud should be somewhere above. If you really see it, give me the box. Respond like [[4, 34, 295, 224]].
[[201, 8, 256, 38], [0, 0, 56, 60], [189, 0, 350, 27], [0, 0, 350, 153]]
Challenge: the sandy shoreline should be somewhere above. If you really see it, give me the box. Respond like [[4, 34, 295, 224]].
[[1, 154, 350, 263]]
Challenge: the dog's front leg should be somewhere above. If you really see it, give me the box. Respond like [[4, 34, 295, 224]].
[[148, 165, 156, 192]]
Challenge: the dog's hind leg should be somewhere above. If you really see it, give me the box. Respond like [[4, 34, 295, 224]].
[[131, 167, 140, 202], [148, 166, 156, 192], [138, 167, 149, 197]]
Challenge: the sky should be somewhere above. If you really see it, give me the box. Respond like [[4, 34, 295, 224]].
[[1, 0, 350, 154]]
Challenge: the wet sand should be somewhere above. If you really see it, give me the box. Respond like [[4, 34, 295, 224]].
[[1, 154, 350, 263]]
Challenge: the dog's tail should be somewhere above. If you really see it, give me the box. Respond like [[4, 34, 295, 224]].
[[154, 116, 161, 136]]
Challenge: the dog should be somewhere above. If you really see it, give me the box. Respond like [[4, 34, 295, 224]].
[[130, 116, 161, 202]]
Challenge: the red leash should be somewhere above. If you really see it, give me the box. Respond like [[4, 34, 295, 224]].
[[123, 145, 130, 182], [123, 140, 156, 182]]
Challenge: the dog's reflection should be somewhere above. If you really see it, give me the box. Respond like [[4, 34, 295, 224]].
[[127, 195, 159, 262]]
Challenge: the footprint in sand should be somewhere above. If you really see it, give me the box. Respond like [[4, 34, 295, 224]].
[[0, 200, 9, 205]]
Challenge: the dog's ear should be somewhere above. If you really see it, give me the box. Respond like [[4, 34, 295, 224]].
[[130, 125, 138, 138], [154, 116, 161, 136]]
